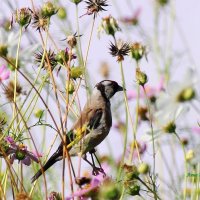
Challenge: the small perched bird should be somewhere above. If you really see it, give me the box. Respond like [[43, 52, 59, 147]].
[[31, 80, 123, 182]]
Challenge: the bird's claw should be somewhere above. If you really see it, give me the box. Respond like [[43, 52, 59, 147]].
[[92, 167, 106, 177]]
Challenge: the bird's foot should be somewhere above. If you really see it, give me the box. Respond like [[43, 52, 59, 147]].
[[92, 167, 106, 177]]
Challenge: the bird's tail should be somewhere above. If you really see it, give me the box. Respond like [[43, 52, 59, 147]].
[[31, 146, 62, 183]]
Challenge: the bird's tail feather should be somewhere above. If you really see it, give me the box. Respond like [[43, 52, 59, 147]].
[[31, 149, 62, 183]]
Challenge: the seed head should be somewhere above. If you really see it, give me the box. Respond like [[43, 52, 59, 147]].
[[85, 0, 108, 17], [32, 12, 49, 31], [109, 40, 130, 62]]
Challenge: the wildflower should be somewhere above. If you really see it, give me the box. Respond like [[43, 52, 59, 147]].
[[85, 0, 108, 17], [5, 139, 39, 166], [121, 8, 141, 26], [156, 69, 197, 118], [109, 40, 130, 62], [0, 65, 10, 83], [98, 15, 120, 37], [130, 42, 146, 62], [32, 12, 49, 31], [34, 49, 57, 70], [12, 8, 32, 28], [41, 2, 57, 18]]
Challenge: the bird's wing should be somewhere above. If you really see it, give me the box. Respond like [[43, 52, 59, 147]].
[[66, 108, 103, 149]]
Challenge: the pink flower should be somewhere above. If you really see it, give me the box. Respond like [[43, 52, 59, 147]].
[[120, 8, 141, 25], [0, 65, 10, 83]]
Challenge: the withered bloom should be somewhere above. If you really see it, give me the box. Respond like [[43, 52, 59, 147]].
[[32, 12, 49, 31], [4, 81, 23, 102], [12, 8, 32, 28], [34, 49, 57, 70], [109, 40, 130, 62], [85, 0, 108, 17]]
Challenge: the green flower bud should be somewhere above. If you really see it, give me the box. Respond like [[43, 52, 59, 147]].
[[70, 67, 84, 79], [177, 87, 195, 102], [126, 184, 140, 196], [99, 181, 121, 200], [130, 42, 146, 61], [57, 7, 67, 19], [100, 15, 120, 36], [16, 150, 26, 160], [124, 164, 139, 181], [34, 109, 44, 118], [66, 81, 75, 94], [186, 150, 195, 162], [55, 50, 69, 64], [138, 163, 149, 174], [162, 121, 176, 133], [136, 68, 148, 86], [42, 2, 57, 17], [0, 45, 8, 57], [15, 8, 32, 27], [70, 0, 82, 5]]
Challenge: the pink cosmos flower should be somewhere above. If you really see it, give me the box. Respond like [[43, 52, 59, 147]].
[[0, 65, 10, 83]]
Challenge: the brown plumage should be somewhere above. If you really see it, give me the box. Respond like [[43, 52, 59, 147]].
[[31, 80, 123, 182]]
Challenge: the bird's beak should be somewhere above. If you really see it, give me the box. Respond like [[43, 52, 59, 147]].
[[118, 85, 125, 92]]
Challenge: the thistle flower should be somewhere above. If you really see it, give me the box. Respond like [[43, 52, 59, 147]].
[[0, 65, 10, 83], [109, 40, 130, 62], [34, 49, 57, 70], [4, 81, 23, 102], [12, 8, 32, 28], [85, 0, 108, 17], [98, 15, 120, 37], [130, 42, 146, 62], [32, 12, 49, 31]]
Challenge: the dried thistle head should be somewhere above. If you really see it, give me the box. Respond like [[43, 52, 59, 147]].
[[4, 81, 23, 102], [34, 49, 57, 71], [85, 0, 108, 17], [109, 40, 130, 62], [32, 12, 49, 31]]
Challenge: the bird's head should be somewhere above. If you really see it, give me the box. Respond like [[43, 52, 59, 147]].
[[95, 80, 124, 100]]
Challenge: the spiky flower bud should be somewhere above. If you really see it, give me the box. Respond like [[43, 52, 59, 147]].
[[14, 8, 32, 28], [99, 15, 120, 36], [67, 35, 77, 48], [57, 7, 67, 19], [136, 68, 148, 86], [42, 2, 57, 18], [138, 163, 149, 174], [130, 42, 146, 62]]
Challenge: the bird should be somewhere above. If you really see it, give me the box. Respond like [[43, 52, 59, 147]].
[[31, 80, 123, 183]]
